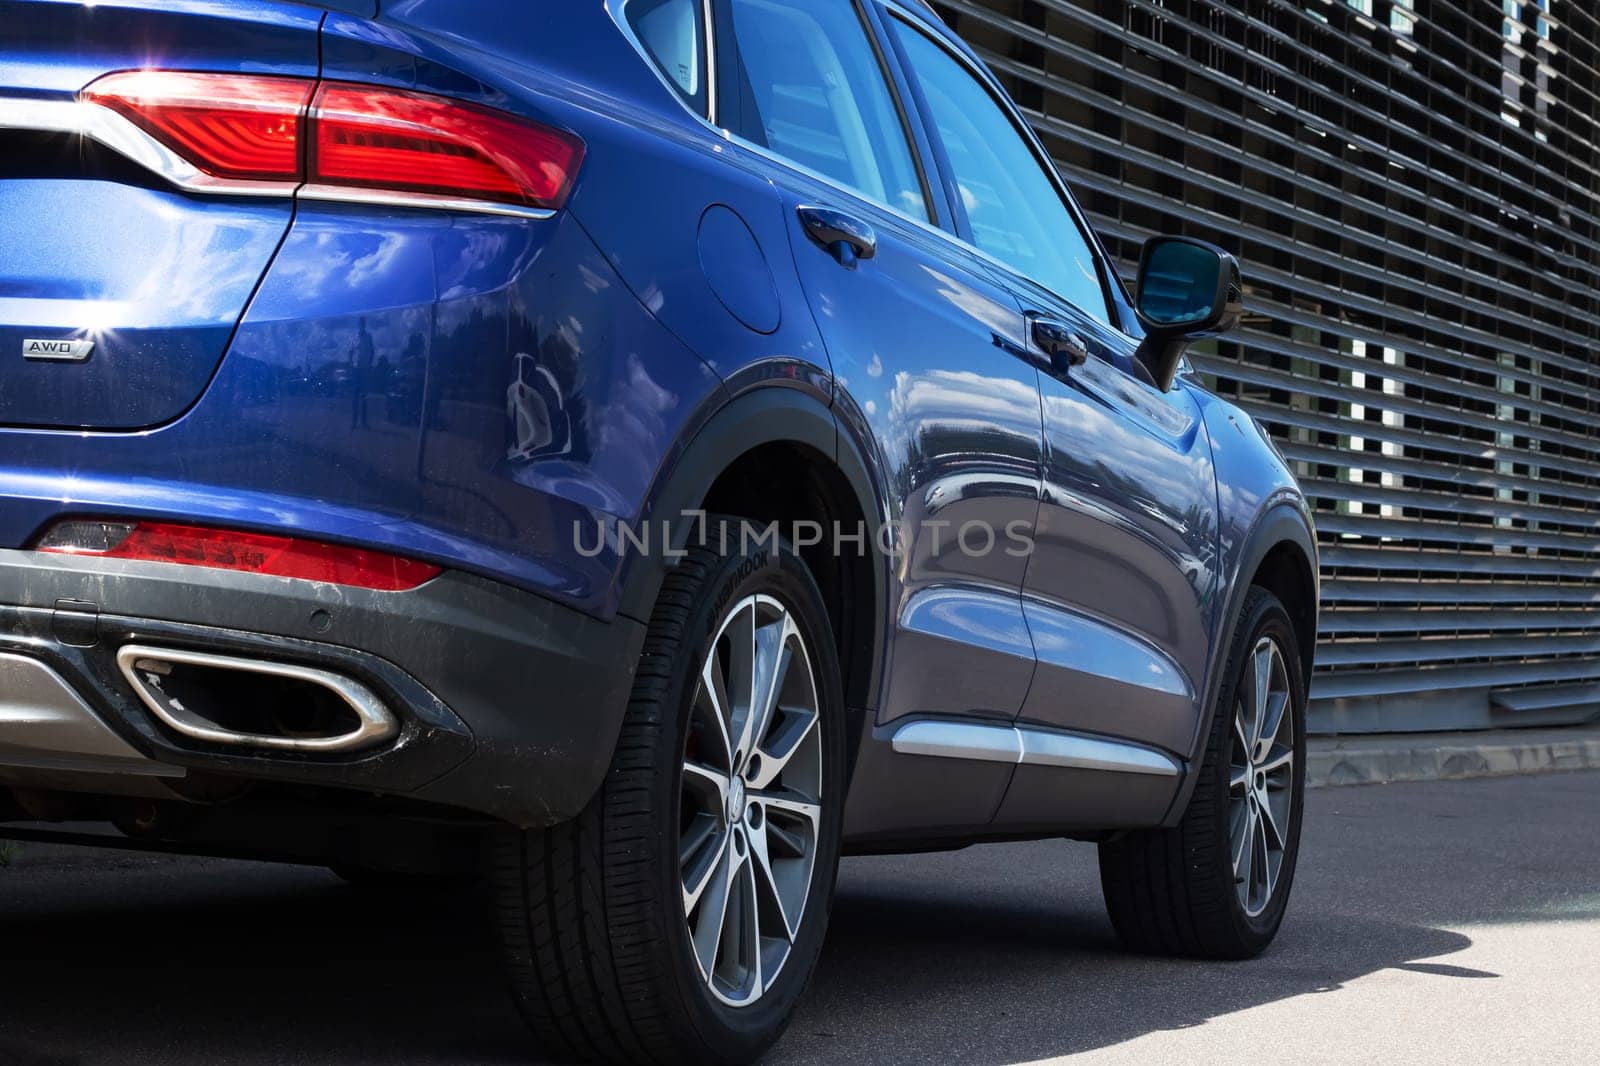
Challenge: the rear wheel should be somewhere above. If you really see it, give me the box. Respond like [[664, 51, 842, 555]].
[[493, 521, 845, 1064], [1098, 586, 1306, 959]]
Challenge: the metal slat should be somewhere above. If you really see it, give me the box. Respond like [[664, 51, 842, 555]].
[[1318, 608, 1600, 635], [1317, 634, 1600, 668]]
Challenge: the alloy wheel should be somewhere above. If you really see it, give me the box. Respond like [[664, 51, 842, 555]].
[[679, 593, 823, 1008], [1229, 635, 1295, 919]]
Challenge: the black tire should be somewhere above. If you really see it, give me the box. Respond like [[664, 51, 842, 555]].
[[1098, 586, 1307, 959], [492, 520, 846, 1065]]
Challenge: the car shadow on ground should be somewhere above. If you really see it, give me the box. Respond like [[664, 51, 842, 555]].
[[774, 864, 1482, 1064], [0, 861, 529, 1066], [6, 774, 1592, 1065], [0, 844, 1482, 1066]]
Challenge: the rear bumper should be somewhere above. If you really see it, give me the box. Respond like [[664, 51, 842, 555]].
[[0, 549, 644, 826]]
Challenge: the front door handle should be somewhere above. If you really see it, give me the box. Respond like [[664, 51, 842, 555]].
[[1030, 316, 1090, 373], [797, 205, 877, 266]]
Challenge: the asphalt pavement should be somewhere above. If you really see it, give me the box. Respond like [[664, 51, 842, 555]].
[[0, 770, 1596, 1065]]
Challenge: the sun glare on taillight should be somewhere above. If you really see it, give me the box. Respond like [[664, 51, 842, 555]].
[[80, 71, 584, 210], [36, 520, 442, 592], [83, 71, 314, 180]]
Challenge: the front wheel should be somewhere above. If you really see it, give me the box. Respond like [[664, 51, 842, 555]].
[[1098, 586, 1307, 959], [493, 521, 845, 1064]]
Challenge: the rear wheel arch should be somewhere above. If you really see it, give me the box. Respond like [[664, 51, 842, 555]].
[[619, 386, 890, 723]]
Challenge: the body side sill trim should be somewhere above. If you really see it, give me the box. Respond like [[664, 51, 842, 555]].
[[890, 718, 1181, 777]]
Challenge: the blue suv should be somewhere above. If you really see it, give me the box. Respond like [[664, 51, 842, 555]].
[[0, 0, 1317, 1060]]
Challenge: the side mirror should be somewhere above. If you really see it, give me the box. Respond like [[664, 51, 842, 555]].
[[1134, 236, 1243, 390]]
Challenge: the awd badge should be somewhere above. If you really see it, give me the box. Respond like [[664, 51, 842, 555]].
[[23, 338, 95, 362]]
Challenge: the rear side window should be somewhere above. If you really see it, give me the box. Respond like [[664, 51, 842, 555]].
[[720, 0, 927, 220], [892, 19, 1111, 323], [628, 0, 708, 114]]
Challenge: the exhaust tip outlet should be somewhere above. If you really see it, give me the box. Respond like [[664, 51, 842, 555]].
[[115, 645, 399, 755]]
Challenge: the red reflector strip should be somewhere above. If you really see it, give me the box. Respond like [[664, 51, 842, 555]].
[[310, 82, 584, 210], [37, 521, 441, 592], [83, 71, 314, 181]]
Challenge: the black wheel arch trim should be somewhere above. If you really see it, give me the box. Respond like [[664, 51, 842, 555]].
[[617, 383, 891, 715], [1160, 496, 1318, 826]]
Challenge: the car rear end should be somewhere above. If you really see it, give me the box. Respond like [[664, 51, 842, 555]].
[[0, 0, 711, 852]]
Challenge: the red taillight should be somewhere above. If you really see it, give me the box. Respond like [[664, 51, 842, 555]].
[[83, 71, 314, 181], [311, 83, 584, 210], [80, 71, 583, 210], [36, 520, 441, 592]]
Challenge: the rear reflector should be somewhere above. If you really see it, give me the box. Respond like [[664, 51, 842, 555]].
[[83, 71, 313, 181], [80, 71, 583, 211], [36, 520, 441, 592]]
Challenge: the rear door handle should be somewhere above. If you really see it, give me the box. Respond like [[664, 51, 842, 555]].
[[797, 205, 877, 266], [1030, 316, 1089, 373]]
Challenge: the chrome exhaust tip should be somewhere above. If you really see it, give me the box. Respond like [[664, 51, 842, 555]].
[[115, 645, 400, 755]]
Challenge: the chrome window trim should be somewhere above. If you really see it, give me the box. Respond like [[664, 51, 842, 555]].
[[0, 94, 558, 220]]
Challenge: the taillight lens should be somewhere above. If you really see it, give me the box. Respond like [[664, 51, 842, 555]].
[[83, 71, 314, 180], [36, 520, 441, 592], [80, 71, 583, 210], [311, 83, 584, 209]]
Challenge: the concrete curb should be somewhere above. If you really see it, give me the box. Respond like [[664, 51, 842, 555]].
[[1308, 723, 1600, 787]]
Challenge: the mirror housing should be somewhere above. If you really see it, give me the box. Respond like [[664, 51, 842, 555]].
[[1133, 236, 1244, 391]]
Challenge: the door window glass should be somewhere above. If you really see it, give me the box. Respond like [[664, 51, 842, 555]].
[[893, 19, 1110, 322], [722, 0, 927, 220]]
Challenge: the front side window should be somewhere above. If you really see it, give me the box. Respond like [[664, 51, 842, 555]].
[[628, 0, 708, 114], [721, 0, 928, 220], [892, 19, 1111, 323]]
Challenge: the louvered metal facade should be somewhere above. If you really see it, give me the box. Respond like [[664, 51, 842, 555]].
[[933, 0, 1600, 733]]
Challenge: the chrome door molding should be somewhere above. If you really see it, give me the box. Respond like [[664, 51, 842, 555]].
[[890, 718, 1181, 777]]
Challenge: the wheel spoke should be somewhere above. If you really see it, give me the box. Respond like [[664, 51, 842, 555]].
[[698, 650, 736, 770], [740, 611, 794, 765], [715, 845, 761, 1000], [1258, 747, 1294, 775], [1232, 800, 1256, 881], [683, 760, 729, 804], [689, 840, 734, 976], [1253, 806, 1272, 906], [1250, 642, 1272, 749], [1258, 690, 1289, 761], [748, 707, 818, 790], [754, 788, 821, 831], [682, 819, 724, 913], [766, 817, 808, 859], [1257, 788, 1287, 850], [1229, 762, 1251, 791], [748, 819, 798, 943]]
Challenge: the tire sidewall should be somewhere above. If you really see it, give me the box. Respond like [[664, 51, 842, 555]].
[[653, 533, 846, 1060]]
